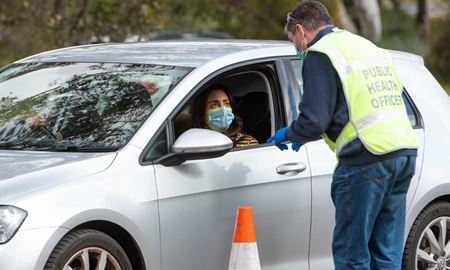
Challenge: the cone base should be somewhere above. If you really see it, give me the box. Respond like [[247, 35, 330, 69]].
[[228, 243, 261, 270]]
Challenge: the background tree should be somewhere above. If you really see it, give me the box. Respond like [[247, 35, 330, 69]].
[[322, 0, 358, 33], [427, 4, 450, 84], [416, 0, 428, 39], [354, 0, 382, 42], [0, 0, 448, 94]]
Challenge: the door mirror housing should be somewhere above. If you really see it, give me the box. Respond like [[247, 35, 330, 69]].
[[157, 128, 233, 166]]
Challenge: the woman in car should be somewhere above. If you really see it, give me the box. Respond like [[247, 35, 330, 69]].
[[191, 84, 258, 148]]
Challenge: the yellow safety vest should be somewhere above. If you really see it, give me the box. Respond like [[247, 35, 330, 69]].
[[308, 29, 418, 156]]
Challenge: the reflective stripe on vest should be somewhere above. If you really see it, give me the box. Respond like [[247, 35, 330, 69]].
[[308, 29, 418, 156]]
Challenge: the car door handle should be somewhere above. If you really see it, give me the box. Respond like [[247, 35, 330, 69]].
[[276, 162, 307, 175]]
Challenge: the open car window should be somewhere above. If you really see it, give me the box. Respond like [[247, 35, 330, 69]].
[[172, 69, 275, 147]]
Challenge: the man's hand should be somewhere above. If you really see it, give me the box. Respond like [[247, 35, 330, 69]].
[[267, 127, 288, 151], [291, 143, 302, 152]]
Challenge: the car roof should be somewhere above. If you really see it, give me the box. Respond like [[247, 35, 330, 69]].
[[17, 40, 291, 68], [16, 39, 424, 68]]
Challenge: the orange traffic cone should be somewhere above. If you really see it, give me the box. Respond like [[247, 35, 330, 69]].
[[228, 207, 261, 270]]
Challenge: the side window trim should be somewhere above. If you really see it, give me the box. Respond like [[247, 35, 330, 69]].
[[275, 60, 295, 125], [139, 121, 169, 165], [284, 58, 304, 99], [275, 59, 304, 126], [260, 70, 276, 136], [403, 88, 423, 129], [263, 63, 286, 132]]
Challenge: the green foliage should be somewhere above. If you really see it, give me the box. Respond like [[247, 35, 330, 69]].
[[0, 96, 18, 111], [320, 0, 342, 24], [444, 83, 450, 95], [0, 0, 300, 68], [379, 7, 427, 55], [156, 0, 299, 40], [427, 18, 450, 85], [0, 0, 448, 89], [377, 6, 449, 95], [0, 94, 48, 122]]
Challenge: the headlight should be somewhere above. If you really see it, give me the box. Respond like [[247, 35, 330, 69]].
[[0, 205, 27, 244]]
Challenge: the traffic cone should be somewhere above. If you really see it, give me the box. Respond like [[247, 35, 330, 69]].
[[228, 207, 261, 270]]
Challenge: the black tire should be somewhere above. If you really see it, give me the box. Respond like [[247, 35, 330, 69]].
[[44, 229, 133, 270], [402, 201, 450, 270]]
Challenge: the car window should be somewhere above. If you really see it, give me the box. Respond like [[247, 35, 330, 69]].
[[0, 62, 191, 151], [282, 59, 303, 123], [142, 127, 168, 162], [290, 59, 304, 93], [402, 91, 420, 128], [171, 69, 275, 148]]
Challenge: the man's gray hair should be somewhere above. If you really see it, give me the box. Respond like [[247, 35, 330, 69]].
[[285, 1, 333, 34]]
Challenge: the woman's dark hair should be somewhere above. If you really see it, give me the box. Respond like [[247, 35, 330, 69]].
[[191, 84, 243, 137]]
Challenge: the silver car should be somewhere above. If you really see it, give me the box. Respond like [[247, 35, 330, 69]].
[[0, 41, 449, 270]]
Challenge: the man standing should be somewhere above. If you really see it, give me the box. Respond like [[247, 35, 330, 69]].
[[267, 1, 418, 269]]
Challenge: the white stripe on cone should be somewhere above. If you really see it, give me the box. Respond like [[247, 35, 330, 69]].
[[228, 242, 261, 270]]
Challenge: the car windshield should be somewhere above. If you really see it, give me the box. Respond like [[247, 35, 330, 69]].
[[0, 62, 191, 151]]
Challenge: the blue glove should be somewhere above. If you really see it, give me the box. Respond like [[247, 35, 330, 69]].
[[267, 127, 288, 151], [291, 143, 302, 152], [275, 143, 288, 151]]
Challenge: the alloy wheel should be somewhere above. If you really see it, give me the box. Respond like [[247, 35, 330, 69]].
[[63, 247, 122, 270], [416, 217, 450, 270]]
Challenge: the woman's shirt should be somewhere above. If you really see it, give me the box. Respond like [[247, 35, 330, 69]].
[[230, 132, 258, 148]]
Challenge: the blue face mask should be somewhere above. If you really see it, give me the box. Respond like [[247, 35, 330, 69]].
[[207, 107, 235, 132], [296, 46, 304, 60]]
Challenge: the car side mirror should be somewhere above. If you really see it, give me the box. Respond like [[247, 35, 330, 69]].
[[156, 128, 233, 166]]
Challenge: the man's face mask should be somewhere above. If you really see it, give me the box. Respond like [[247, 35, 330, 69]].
[[207, 107, 235, 132], [295, 46, 304, 60]]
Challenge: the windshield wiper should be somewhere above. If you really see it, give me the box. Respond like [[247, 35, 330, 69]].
[[0, 142, 27, 150], [36, 146, 119, 152], [0, 143, 118, 152]]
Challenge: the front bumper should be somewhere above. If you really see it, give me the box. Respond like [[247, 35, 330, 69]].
[[0, 226, 69, 270]]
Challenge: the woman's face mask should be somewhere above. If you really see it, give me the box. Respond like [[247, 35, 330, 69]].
[[207, 107, 235, 132]]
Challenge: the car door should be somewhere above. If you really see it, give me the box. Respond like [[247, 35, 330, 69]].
[[149, 62, 312, 270], [284, 57, 425, 269]]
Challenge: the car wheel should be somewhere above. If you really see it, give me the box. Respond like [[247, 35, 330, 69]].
[[403, 202, 450, 270], [44, 229, 133, 270]]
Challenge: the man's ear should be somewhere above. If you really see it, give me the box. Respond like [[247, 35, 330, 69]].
[[296, 24, 305, 38]]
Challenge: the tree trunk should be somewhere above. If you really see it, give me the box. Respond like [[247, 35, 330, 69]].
[[69, 0, 89, 37], [322, 0, 357, 33], [391, 0, 401, 11], [52, 0, 61, 17], [354, 0, 382, 43], [337, 0, 358, 34], [416, 0, 428, 39]]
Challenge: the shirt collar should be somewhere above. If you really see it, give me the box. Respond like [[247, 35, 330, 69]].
[[307, 25, 335, 48]]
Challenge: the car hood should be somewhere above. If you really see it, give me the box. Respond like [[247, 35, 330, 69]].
[[0, 150, 117, 202]]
